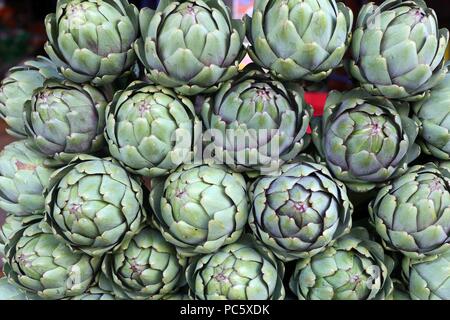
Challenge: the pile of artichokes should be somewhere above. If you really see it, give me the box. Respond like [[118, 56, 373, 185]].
[[0, 0, 449, 301]]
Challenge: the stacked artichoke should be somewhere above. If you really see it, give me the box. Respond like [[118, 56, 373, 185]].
[[0, 0, 450, 301]]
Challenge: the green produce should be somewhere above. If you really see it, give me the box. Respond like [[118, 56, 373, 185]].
[[289, 227, 394, 300], [201, 66, 312, 174], [186, 235, 285, 300], [440, 161, 450, 175], [312, 89, 420, 192], [369, 163, 450, 259], [0, 278, 41, 300], [135, 0, 246, 95], [389, 279, 411, 300], [248, 161, 352, 261], [24, 80, 108, 164], [3, 222, 100, 299], [44, 155, 146, 257], [45, 0, 139, 86], [0, 57, 62, 138], [349, 0, 449, 101], [105, 81, 201, 177], [0, 140, 55, 216], [69, 287, 115, 300], [99, 226, 187, 300], [150, 163, 249, 257], [0, 215, 41, 257], [247, 0, 353, 82]]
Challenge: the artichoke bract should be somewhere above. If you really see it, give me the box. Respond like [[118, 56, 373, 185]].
[[201, 67, 312, 175], [0, 57, 62, 138], [99, 226, 187, 300], [150, 163, 249, 257], [402, 250, 450, 300], [413, 64, 450, 159], [289, 227, 395, 300], [69, 287, 115, 300], [349, 0, 449, 101], [3, 222, 100, 299], [312, 89, 421, 192], [0, 215, 41, 257], [186, 235, 285, 300], [248, 161, 352, 262], [135, 0, 246, 96], [369, 163, 450, 259], [247, 0, 353, 82], [44, 155, 146, 257], [105, 81, 202, 177], [25, 80, 108, 164], [45, 0, 139, 86], [0, 140, 55, 216]]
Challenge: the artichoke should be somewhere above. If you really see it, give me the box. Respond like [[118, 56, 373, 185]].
[[289, 227, 395, 300], [99, 226, 187, 300], [3, 222, 100, 299], [1, 215, 41, 257], [69, 287, 115, 300], [186, 235, 285, 300], [247, 0, 353, 82], [201, 66, 312, 175], [0, 140, 55, 216], [105, 81, 202, 177], [312, 89, 420, 192], [369, 163, 450, 259], [0, 278, 42, 300], [412, 64, 450, 159], [135, 0, 246, 96], [24, 80, 108, 164], [45, 155, 146, 257], [150, 163, 249, 257], [248, 161, 352, 262], [0, 57, 62, 138], [45, 0, 139, 86], [402, 250, 450, 300], [349, 0, 449, 101]]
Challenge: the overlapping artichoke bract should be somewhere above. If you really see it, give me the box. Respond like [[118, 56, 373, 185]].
[[44, 155, 146, 257], [0, 57, 62, 138], [349, 0, 449, 101], [98, 226, 187, 300], [69, 287, 115, 300], [24, 80, 108, 164], [289, 227, 395, 300], [312, 89, 421, 193], [369, 163, 450, 259], [201, 66, 312, 175], [45, 0, 139, 86], [402, 250, 450, 300], [247, 0, 353, 82], [0, 215, 41, 257], [248, 161, 352, 262], [412, 64, 450, 159], [135, 0, 246, 96], [186, 235, 285, 300], [105, 81, 202, 177], [3, 222, 100, 300], [0, 140, 55, 217], [150, 163, 249, 257]]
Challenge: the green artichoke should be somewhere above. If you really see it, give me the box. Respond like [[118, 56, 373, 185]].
[[24, 80, 108, 164], [69, 287, 115, 300], [369, 163, 450, 259], [201, 66, 312, 175], [135, 0, 246, 96], [1, 215, 41, 257], [105, 81, 202, 177], [402, 250, 450, 300], [312, 89, 420, 192], [99, 226, 187, 300], [0, 57, 62, 138], [3, 222, 100, 299], [0, 140, 55, 216], [186, 235, 285, 300], [45, 0, 139, 86], [439, 161, 450, 175], [412, 64, 450, 159], [349, 0, 449, 101], [247, 0, 353, 82], [45, 155, 146, 257], [0, 278, 42, 300], [248, 161, 352, 262], [289, 227, 395, 300], [150, 163, 249, 257]]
